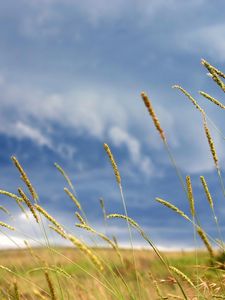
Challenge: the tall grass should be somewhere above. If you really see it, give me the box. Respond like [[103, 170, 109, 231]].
[[0, 59, 225, 299]]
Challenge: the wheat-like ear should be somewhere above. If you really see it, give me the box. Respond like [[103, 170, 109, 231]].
[[140, 91, 166, 142], [172, 85, 204, 114], [169, 266, 195, 288], [76, 223, 122, 261], [44, 271, 57, 300], [0, 221, 15, 231], [201, 58, 225, 92], [186, 176, 195, 217], [11, 156, 38, 200], [49, 225, 67, 239], [200, 176, 214, 209], [103, 144, 121, 184], [106, 213, 141, 230], [75, 212, 86, 224], [203, 117, 218, 168], [0, 190, 23, 202], [18, 188, 39, 223], [201, 59, 225, 79], [64, 187, 81, 210], [197, 226, 214, 258], [54, 163, 74, 192], [209, 70, 225, 93], [35, 204, 64, 233], [13, 279, 20, 300], [155, 198, 190, 221], [199, 91, 225, 109], [67, 234, 104, 272]]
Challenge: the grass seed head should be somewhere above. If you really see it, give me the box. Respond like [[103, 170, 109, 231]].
[[0, 221, 15, 231], [172, 85, 204, 114], [64, 187, 81, 210], [186, 176, 195, 217], [35, 204, 65, 233], [169, 266, 195, 288], [67, 234, 104, 271], [199, 91, 225, 109], [103, 143, 121, 184], [197, 226, 214, 258], [203, 118, 218, 168], [18, 188, 39, 223], [141, 91, 166, 142], [44, 271, 57, 300], [200, 176, 214, 209], [155, 198, 190, 221], [11, 156, 38, 200]]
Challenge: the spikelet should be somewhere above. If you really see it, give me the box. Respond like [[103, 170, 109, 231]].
[[64, 187, 81, 210], [200, 176, 214, 209], [201, 59, 225, 79], [186, 176, 195, 217], [107, 213, 141, 230], [54, 163, 74, 192], [35, 205, 64, 233], [76, 223, 118, 252], [44, 271, 56, 300], [18, 188, 39, 223], [140, 92, 166, 141], [0, 206, 10, 215], [197, 226, 214, 258], [169, 266, 195, 288], [11, 156, 38, 200], [103, 144, 121, 184], [203, 117, 218, 168], [49, 225, 67, 239], [208, 70, 225, 93], [75, 212, 85, 224], [0, 221, 15, 231], [199, 91, 225, 109], [13, 280, 20, 300], [0, 190, 23, 202], [67, 234, 104, 271], [155, 198, 190, 221], [172, 85, 204, 114]]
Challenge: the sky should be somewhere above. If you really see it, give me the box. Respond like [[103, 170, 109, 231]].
[[1, 0, 225, 249]]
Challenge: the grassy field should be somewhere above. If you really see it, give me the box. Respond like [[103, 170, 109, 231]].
[[1, 58, 225, 299], [0, 248, 220, 299]]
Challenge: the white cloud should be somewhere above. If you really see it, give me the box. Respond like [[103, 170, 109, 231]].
[[1, 74, 224, 175], [180, 23, 225, 62], [109, 126, 154, 176], [15, 122, 52, 147]]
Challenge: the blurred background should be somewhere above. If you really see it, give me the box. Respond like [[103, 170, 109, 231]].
[[1, 0, 225, 249]]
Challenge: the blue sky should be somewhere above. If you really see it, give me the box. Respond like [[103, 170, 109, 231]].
[[1, 0, 225, 249]]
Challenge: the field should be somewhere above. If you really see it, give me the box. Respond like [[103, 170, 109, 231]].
[[0, 248, 219, 299], [1, 58, 225, 299]]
